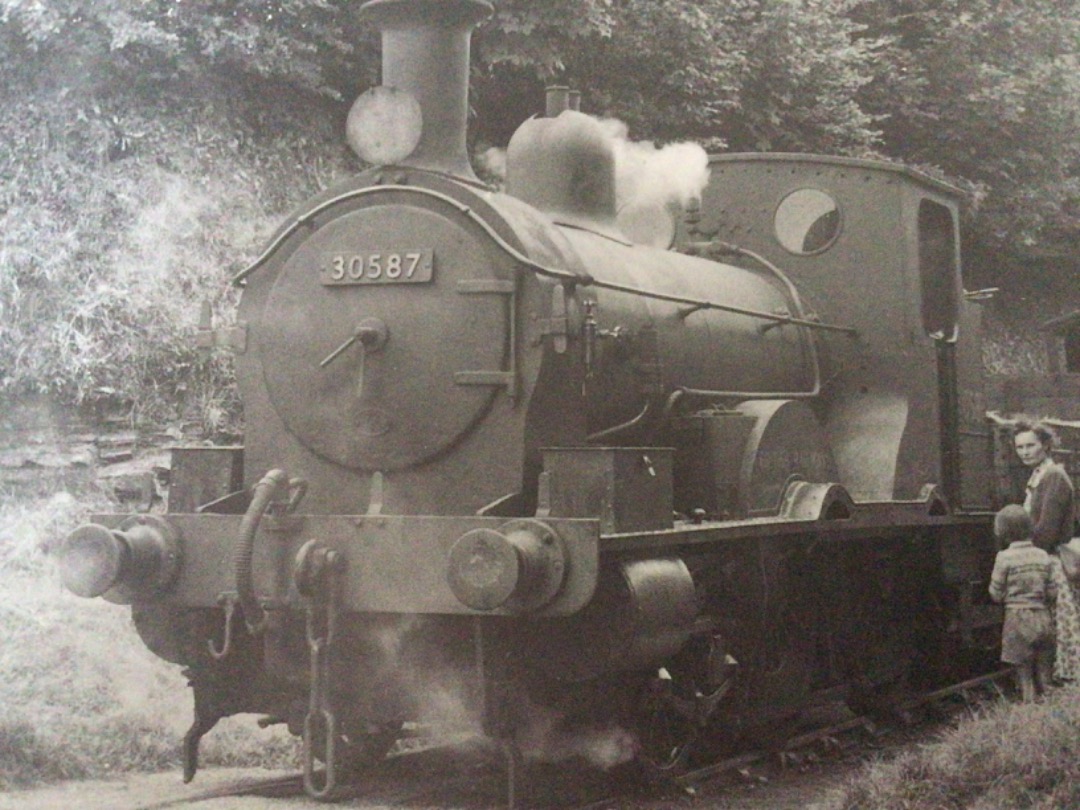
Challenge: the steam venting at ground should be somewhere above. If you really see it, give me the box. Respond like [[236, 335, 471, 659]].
[[364, 617, 639, 770], [367, 617, 484, 738], [480, 114, 710, 246], [513, 697, 639, 770]]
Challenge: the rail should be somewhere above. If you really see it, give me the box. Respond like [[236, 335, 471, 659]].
[[672, 668, 1015, 792]]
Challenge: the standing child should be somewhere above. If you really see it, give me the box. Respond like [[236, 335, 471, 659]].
[[989, 505, 1057, 702]]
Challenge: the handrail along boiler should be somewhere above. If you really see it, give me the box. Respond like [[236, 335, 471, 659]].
[[58, 0, 1045, 799]]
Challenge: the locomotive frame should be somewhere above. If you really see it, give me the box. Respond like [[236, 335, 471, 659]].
[[57, 0, 1079, 802]]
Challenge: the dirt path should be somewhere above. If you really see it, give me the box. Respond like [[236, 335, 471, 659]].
[[0, 748, 866, 810], [3, 696, 952, 810]]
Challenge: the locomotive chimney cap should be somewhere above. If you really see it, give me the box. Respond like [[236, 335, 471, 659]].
[[360, 0, 493, 27]]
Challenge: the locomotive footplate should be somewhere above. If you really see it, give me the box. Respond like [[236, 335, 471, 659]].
[[601, 485, 992, 563], [75, 513, 600, 616]]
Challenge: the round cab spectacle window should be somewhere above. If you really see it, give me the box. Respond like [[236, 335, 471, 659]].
[[774, 188, 841, 255]]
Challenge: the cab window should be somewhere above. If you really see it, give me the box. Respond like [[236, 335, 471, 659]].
[[918, 199, 960, 340], [774, 189, 841, 255]]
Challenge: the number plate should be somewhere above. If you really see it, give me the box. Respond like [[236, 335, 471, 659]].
[[320, 249, 434, 285]]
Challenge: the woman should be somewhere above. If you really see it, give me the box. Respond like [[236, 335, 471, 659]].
[[1013, 419, 1079, 682]]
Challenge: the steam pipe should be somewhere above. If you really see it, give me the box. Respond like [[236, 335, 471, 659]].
[[545, 86, 582, 117], [546, 86, 571, 117], [586, 401, 651, 443], [235, 469, 289, 633]]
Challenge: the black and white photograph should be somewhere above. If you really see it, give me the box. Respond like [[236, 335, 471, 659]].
[[2, 1, 1079, 808]]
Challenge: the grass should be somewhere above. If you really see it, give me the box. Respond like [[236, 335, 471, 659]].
[[0, 491, 301, 790], [823, 687, 1080, 809]]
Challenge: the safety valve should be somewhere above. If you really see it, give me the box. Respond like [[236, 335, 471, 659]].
[[58, 515, 181, 603]]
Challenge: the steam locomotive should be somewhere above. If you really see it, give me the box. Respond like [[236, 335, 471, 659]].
[[58, 0, 1052, 800]]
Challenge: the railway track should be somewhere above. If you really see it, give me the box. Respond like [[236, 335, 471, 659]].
[[671, 668, 1012, 793], [128, 668, 1015, 810]]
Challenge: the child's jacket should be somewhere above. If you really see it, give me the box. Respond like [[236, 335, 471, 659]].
[[989, 540, 1057, 608]]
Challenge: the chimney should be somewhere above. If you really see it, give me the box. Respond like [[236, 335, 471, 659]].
[[545, 86, 582, 117], [359, 0, 492, 180]]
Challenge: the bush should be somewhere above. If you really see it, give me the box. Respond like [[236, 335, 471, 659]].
[[0, 67, 353, 434]]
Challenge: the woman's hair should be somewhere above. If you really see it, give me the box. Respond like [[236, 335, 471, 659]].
[[994, 504, 1033, 545], [1011, 418, 1059, 449]]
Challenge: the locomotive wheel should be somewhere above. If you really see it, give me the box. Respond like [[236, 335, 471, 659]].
[[634, 669, 699, 777]]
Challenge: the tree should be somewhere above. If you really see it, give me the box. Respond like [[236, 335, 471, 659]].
[[851, 0, 1080, 266], [473, 0, 884, 153], [0, 0, 359, 421]]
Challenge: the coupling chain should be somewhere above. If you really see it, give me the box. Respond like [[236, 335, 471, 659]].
[[300, 544, 344, 800]]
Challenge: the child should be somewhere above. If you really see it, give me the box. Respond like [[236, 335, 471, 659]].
[[989, 505, 1057, 702]]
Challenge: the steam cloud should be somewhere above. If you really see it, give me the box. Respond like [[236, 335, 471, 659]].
[[357, 616, 640, 770], [514, 697, 639, 771], [368, 616, 485, 738], [596, 116, 710, 215], [480, 113, 709, 246]]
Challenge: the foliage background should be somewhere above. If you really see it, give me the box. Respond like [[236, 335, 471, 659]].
[[1, 0, 1079, 426]]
